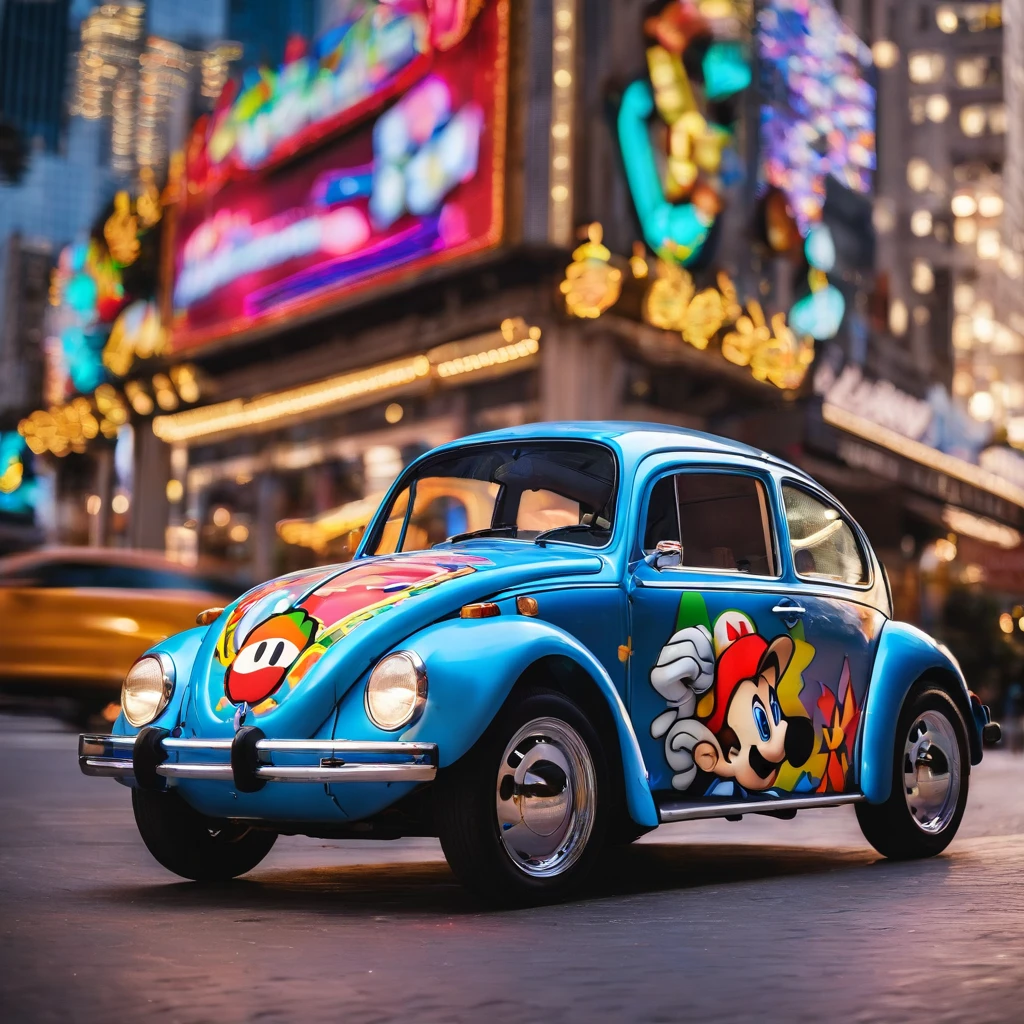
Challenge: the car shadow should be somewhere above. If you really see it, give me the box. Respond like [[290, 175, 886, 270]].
[[92, 840, 904, 916]]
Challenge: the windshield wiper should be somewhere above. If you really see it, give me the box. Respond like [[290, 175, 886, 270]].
[[446, 525, 519, 543], [534, 522, 609, 546]]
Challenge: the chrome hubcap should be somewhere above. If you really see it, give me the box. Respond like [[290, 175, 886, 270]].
[[495, 717, 596, 878], [903, 710, 960, 833]]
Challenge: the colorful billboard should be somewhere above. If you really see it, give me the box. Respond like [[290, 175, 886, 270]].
[[170, 0, 508, 351]]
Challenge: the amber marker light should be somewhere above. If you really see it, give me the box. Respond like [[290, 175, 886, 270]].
[[516, 596, 539, 617], [196, 607, 225, 626], [461, 602, 500, 619]]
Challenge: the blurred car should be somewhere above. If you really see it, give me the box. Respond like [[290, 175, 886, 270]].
[[0, 547, 239, 721]]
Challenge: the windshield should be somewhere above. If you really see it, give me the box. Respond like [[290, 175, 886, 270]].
[[366, 442, 618, 554]]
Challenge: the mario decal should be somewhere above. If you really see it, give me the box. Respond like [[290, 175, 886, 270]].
[[213, 552, 491, 719], [649, 594, 859, 798]]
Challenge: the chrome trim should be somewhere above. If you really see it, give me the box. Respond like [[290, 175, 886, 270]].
[[258, 739, 436, 755], [256, 763, 436, 783], [364, 650, 428, 732], [657, 792, 864, 823], [160, 763, 236, 780], [121, 652, 176, 728], [81, 756, 135, 777], [771, 603, 806, 615], [78, 733, 438, 785]]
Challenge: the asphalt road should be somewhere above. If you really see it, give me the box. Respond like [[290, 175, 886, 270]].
[[4, 713, 1024, 1024]]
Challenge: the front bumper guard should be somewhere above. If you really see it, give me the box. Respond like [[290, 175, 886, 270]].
[[79, 729, 438, 792]]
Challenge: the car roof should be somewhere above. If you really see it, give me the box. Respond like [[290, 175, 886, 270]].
[[440, 421, 808, 477]]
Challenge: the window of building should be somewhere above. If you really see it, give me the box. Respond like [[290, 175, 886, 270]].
[[643, 472, 776, 575], [908, 51, 945, 84], [960, 104, 987, 136], [782, 485, 868, 585]]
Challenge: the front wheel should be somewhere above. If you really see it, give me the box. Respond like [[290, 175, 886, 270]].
[[856, 685, 969, 860], [434, 687, 609, 905], [132, 787, 277, 881]]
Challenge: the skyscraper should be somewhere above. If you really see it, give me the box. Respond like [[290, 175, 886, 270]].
[[0, 0, 71, 152], [227, 0, 317, 69]]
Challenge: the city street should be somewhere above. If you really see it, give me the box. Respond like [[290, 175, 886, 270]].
[[2, 713, 1024, 1024]]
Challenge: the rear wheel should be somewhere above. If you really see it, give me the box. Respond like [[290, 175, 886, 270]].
[[434, 687, 609, 905], [132, 787, 277, 881], [856, 685, 969, 860]]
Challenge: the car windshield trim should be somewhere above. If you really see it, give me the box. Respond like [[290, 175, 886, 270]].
[[363, 439, 620, 555]]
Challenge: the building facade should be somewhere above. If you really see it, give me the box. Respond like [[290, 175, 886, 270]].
[[0, 0, 71, 152]]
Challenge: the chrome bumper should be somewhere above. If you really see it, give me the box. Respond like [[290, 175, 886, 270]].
[[79, 732, 438, 789]]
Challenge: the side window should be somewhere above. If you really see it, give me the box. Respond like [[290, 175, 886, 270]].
[[782, 485, 868, 585], [643, 472, 776, 575]]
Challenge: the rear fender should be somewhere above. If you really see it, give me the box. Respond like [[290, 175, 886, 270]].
[[859, 620, 980, 804], [397, 617, 658, 828]]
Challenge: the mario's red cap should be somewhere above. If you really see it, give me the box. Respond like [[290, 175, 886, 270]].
[[706, 633, 768, 735]]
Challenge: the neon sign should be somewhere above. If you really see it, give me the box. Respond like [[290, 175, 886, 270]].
[[757, 0, 875, 341], [0, 434, 37, 517], [617, 2, 750, 266], [171, 0, 508, 351]]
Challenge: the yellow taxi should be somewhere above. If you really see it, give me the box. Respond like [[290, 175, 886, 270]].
[[0, 547, 238, 722]]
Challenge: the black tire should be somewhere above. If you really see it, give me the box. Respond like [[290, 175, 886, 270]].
[[434, 686, 610, 905], [132, 787, 277, 881], [856, 684, 970, 860]]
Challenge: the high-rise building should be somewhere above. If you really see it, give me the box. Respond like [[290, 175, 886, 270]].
[[866, 2, 1014, 411], [227, 0, 317, 68], [0, 234, 51, 422], [999, 0, 1024, 357], [0, 0, 71, 152]]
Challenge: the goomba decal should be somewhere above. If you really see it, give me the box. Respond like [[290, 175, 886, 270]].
[[224, 610, 319, 706]]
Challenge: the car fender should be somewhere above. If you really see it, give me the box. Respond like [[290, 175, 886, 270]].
[[859, 619, 980, 804], [112, 626, 209, 737], [400, 616, 659, 828]]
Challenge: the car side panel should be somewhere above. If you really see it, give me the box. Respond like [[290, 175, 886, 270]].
[[396, 616, 659, 827], [859, 619, 981, 804]]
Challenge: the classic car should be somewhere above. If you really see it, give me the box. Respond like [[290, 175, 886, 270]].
[[79, 423, 1001, 903]]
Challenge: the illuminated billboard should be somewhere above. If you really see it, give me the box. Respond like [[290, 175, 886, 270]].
[[170, 0, 509, 352]]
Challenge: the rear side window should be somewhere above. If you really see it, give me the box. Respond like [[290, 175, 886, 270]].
[[643, 472, 776, 576], [782, 485, 868, 585]]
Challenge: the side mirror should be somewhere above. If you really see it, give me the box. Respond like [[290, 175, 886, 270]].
[[644, 540, 682, 570]]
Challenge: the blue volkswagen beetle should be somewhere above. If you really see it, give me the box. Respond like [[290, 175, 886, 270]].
[[80, 423, 1000, 902]]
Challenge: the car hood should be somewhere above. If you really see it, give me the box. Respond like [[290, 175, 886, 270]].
[[184, 543, 604, 738]]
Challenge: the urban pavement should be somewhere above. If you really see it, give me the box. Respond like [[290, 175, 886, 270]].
[[3, 712, 1024, 1024]]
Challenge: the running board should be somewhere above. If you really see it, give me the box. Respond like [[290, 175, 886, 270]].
[[657, 792, 865, 823]]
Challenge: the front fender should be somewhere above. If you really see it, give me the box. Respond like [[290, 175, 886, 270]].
[[401, 617, 658, 828], [860, 620, 980, 804], [112, 626, 209, 737]]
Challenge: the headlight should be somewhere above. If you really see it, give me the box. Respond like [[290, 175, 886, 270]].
[[364, 651, 426, 731], [121, 654, 175, 727]]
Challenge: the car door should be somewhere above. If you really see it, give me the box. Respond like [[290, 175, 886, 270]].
[[629, 464, 880, 803], [774, 480, 886, 794]]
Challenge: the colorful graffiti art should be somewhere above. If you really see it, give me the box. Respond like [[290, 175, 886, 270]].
[[213, 552, 491, 716], [649, 594, 860, 798]]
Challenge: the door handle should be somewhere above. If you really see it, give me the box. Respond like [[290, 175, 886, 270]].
[[772, 602, 806, 615]]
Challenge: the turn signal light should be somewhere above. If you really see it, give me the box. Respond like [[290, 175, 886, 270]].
[[196, 607, 225, 626], [516, 596, 539, 617], [460, 602, 500, 619]]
